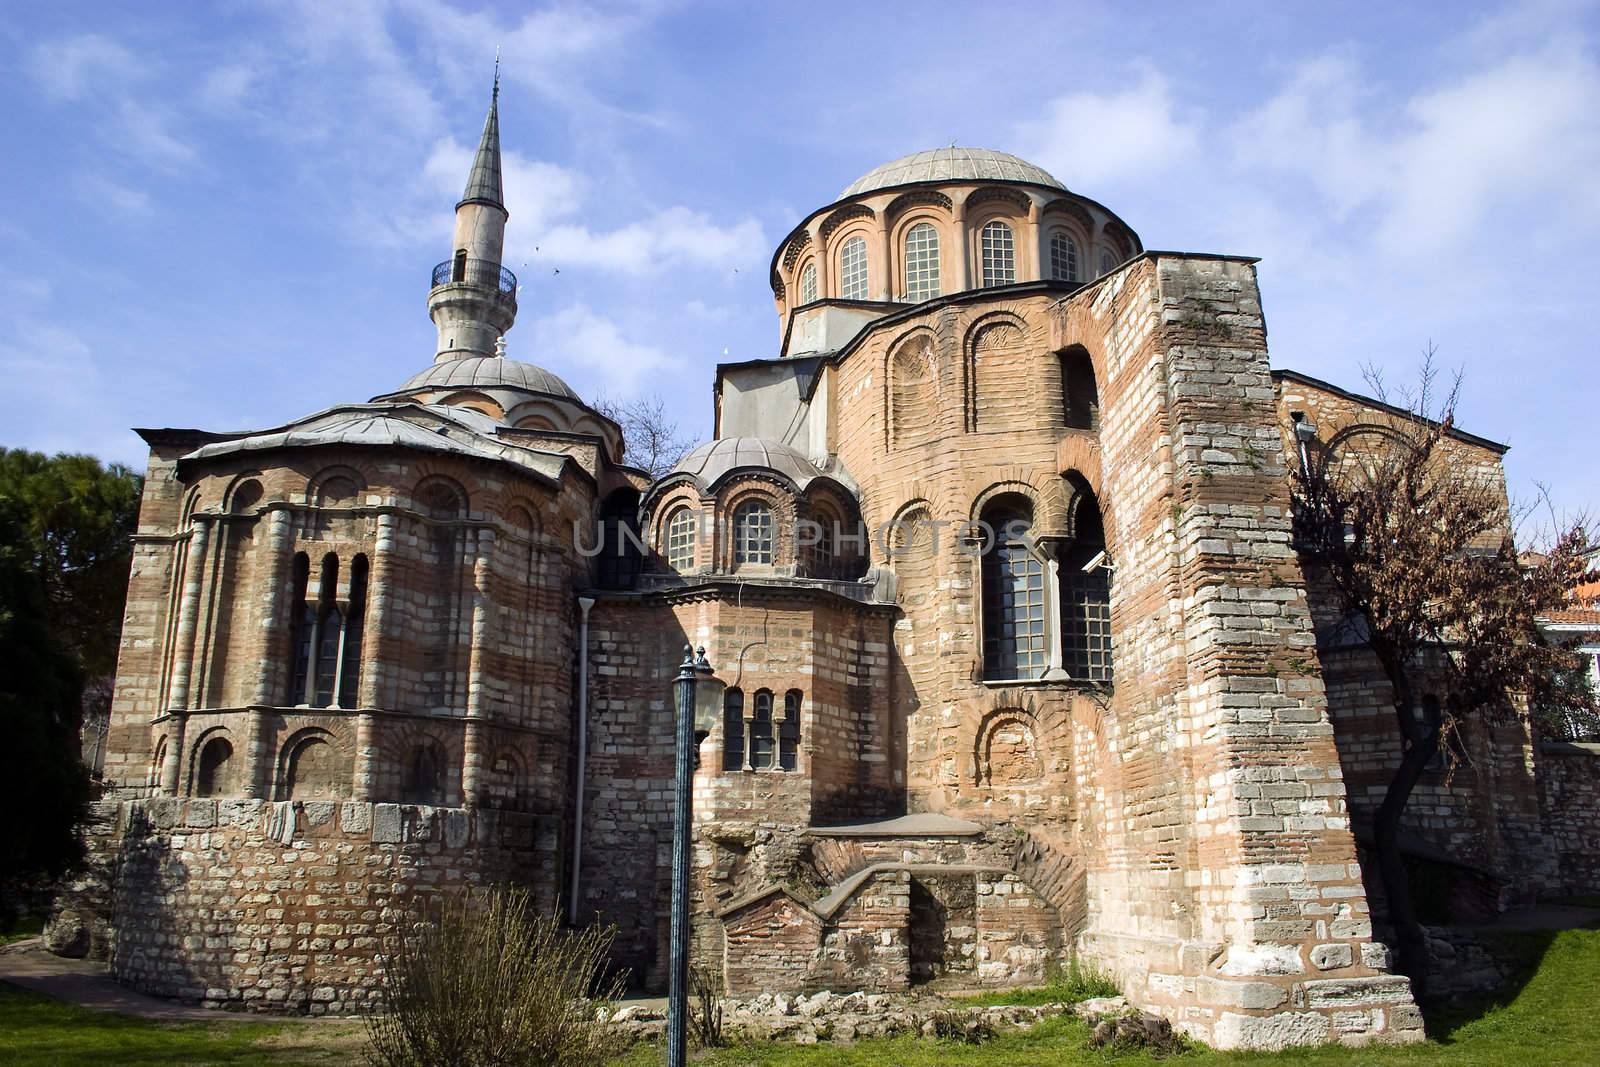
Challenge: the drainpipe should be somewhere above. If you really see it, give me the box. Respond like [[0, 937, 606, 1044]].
[[568, 595, 597, 925]]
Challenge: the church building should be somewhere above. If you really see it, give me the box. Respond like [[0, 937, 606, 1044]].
[[70, 83, 1590, 1050]]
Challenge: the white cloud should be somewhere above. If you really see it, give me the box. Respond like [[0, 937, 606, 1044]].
[[524, 305, 681, 398], [28, 34, 144, 99], [1229, 45, 1600, 257], [1015, 70, 1199, 189], [540, 208, 767, 275], [73, 173, 153, 216]]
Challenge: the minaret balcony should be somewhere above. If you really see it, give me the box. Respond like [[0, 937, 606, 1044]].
[[430, 258, 518, 311]]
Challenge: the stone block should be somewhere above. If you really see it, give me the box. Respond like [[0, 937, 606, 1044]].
[[1311, 943, 1354, 970], [371, 804, 403, 844]]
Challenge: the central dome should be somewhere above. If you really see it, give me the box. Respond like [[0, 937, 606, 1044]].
[[840, 147, 1066, 200], [389, 355, 579, 401]]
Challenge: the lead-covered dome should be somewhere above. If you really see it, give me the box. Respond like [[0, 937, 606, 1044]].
[[665, 437, 857, 495], [389, 355, 579, 401], [840, 147, 1066, 199]]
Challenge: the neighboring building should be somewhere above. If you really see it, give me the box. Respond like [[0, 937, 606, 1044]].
[[64, 86, 1600, 1049]]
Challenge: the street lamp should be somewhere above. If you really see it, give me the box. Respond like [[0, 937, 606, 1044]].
[[666, 645, 723, 1067]]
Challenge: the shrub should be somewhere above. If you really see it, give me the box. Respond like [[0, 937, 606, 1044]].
[[365, 886, 628, 1067], [689, 965, 725, 1048]]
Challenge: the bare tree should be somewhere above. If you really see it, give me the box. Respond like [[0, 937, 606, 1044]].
[[1291, 352, 1598, 994], [590, 394, 698, 480]]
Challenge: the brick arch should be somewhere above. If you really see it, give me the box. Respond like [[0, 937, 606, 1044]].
[[434, 390, 505, 420], [1062, 469, 1113, 546], [376, 722, 461, 806], [885, 327, 941, 451], [306, 463, 368, 507], [963, 310, 1033, 433], [221, 470, 266, 513], [969, 699, 1074, 798], [969, 476, 1069, 533], [781, 229, 811, 270], [819, 204, 874, 244], [412, 473, 469, 519], [276, 726, 353, 801], [484, 742, 531, 810], [718, 482, 795, 572], [188, 725, 236, 798], [885, 189, 953, 223]]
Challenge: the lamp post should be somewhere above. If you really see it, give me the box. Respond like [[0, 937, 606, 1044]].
[[667, 645, 722, 1067]]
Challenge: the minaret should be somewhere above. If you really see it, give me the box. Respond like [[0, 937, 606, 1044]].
[[428, 68, 516, 362]]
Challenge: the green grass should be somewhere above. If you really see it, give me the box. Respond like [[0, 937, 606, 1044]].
[[952, 957, 1121, 1007], [0, 985, 366, 1067], [4, 929, 1598, 1065], [1, 915, 45, 946]]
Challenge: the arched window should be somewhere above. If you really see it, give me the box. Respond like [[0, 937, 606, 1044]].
[[1063, 482, 1112, 683], [597, 487, 643, 590], [799, 261, 819, 305], [780, 690, 801, 771], [722, 688, 746, 771], [314, 606, 343, 707], [287, 552, 312, 703], [1049, 231, 1079, 282], [750, 690, 775, 769], [338, 554, 369, 708], [981, 497, 1047, 681], [291, 554, 342, 706], [1098, 248, 1117, 277], [401, 742, 446, 805], [838, 236, 869, 300], [665, 506, 697, 571], [903, 222, 941, 302], [1060, 347, 1100, 431], [980, 220, 1015, 287], [733, 501, 773, 566], [195, 736, 233, 797]]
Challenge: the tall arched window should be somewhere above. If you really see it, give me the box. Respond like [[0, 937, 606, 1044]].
[[838, 236, 869, 300], [1098, 248, 1117, 277], [338, 553, 369, 708], [903, 222, 941, 302], [195, 736, 233, 797], [750, 690, 775, 769], [1060, 347, 1100, 431], [980, 221, 1015, 286], [722, 687, 746, 771], [401, 742, 445, 805], [1063, 481, 1112, 683], [981, 497, 1047, 681], [799, 261, 819, 304], [1049, 231, 1079, 282], [665, 506, 697, 571], [732, 501, 773, 566], [287, 552, 312, 703], [780, 690, 801, 771]]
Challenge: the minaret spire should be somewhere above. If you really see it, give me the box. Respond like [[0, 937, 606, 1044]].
[[459, 60, 505, 211], [428, 66, 516, 364]]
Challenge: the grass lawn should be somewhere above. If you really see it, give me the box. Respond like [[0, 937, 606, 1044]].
[[2, 929, 1596, 1066]]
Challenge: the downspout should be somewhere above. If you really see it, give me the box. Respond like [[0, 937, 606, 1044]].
[[568, 595, 596, 925]]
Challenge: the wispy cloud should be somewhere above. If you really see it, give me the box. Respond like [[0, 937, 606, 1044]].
[[1015, 70, 1199, 190], [524, 304, 681, 399], [27, 34, 145, 100], [72, 173, 153, 217]]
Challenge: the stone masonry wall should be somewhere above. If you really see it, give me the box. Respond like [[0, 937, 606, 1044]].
[[1538, 742, 1600, 895], [104, 796, 555, 1012]]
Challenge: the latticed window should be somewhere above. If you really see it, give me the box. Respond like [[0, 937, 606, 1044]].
[[733, 501, 773, 565], [1065, 563, 1113, 682], [780, 690, 801, 770], [903, 223, 941, 302], [722, 688, 745, 771], [665, 507, 697, 571], [799, 261, 818, 304], [1049, 232, 1079, 282], [1099, 248, 1117, 277], [838, 236, 868, 300], [750, 690, 775, 769], [981, 221, 1016, 286], [982, 503, 1047, 680]]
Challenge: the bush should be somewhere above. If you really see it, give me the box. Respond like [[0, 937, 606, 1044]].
[[689, 965, 725, 1049], [365, 887, 628, 1067]]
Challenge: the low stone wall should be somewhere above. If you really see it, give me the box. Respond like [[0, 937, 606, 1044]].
[[102, 796, 557, 1013], [1539, 742, 1600, 895]]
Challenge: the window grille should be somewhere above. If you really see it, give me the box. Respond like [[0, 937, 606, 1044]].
[[839, 237, 869, 300], [903, 223, 941, 302], [733, 501, 773, 565], [1049, 232, 1079, 281], [981, 220, 1015, 286]]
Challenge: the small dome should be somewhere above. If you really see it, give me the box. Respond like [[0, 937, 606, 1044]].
[[840, 147, 1065, 199], [669, 437, 845, 493], [391, 356, 579, 401]]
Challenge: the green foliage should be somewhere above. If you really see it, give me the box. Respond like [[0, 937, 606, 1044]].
[[364, 886, 629, 1067], [0, 497, 94, 924], [0, 448, 142, 679]]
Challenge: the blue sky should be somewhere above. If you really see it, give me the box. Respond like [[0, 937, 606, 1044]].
[[1, 0, 1596, 520]]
